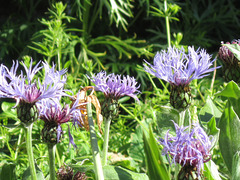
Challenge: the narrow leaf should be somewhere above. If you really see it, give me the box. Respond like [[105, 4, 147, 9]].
[[143, 126, 170, 180]]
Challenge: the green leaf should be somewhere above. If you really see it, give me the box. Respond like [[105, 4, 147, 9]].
[[0, 163, 16, 180], [1, 102, 15, 112], [207, 117, 220, 150], [223, 44, 240, 61], [143, 126, 170, 180], [219, 101, 240, 173], [103, 166, 149, 180], [232, 151, 240, 180], [199, 96, 222, 122], [215, 81, 240, 99], [128, 125, 145, 163], [203, 160, 221, 180], [154, 106, 179, 135]]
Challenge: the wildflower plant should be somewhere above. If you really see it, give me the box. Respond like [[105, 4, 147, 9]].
[[0, 59, 68, 180], [89, 71, 140, 165], [160, 121, 212, 179], [37, 95, 84, 180], [144, 46, 218, 110]]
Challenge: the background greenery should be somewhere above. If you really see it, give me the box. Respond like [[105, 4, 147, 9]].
[[0, 0, 240, 179]]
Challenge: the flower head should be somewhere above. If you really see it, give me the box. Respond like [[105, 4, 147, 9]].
[[38, 95, 84, 145], [218, 39, 240, 82], [218, 39, 240, 64], [89, 71, 140, 119], [0, 60, 67, 107], [89, 71, 140, 101], [160, 121, 212, 177], [144, 46, 218, 86]]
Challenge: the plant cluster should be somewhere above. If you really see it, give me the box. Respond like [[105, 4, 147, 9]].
[[1, 0, 240, 180]]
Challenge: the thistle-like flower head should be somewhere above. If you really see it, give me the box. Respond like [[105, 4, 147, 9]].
[[0, 60, 67, 106], [160, 121, 212, 177], [38, 95, 84, 145], [89, 71, 140, 101], [144, 46, 218, 86]]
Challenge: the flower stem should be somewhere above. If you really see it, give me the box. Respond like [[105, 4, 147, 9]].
[[87, 102, 104, 180], [24, 123, 37, 180], [176, 110, 186, 180], [178, 110, 186, 127], [15, 128, 23, 160], [48, 144, 56, 180], [164, 0, 171, 47], [120, 103, 148, 132], [102, 117, 111, 166]]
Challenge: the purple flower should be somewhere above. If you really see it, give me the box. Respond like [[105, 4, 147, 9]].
[[144, 46, 219, 86], [160, 121, 212, 177], [89, 71, 140, 101], [38, 94, 84, 145], [0, 60, 67, 106]]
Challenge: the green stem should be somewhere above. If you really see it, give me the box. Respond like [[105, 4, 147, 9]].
[[102, 117, 111, 166], [24, 123, 37, 180], [15, 128, 23, 160], [178, 110, 186, 127], [175, 109, 186, 180], [82, 0, 91, 41], [210, 58, 217, 95], [194, 80, 206, 103], [120, 103, 148, 132], [164, 0, 171, 47], [48, 144, 56, 180], [55, 145, 62, 168], [87, 102, 104, 180], [57, 50, 61, 71]]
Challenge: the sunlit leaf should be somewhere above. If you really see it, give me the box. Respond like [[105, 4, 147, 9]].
[[143, 126, 170, 180], [219, 101, 240, 173]]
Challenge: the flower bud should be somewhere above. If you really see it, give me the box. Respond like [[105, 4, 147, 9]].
[[218, 40, 240, 83], [17, 101, 38, 125], [170, 85, 191, 111], [178, 165, 199, 180], [102, 98, 119, 119], [57, 165, 73, 180], [42, 123, 62, 145]]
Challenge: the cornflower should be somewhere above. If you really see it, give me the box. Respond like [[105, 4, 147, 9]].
[[89, 71, 140, 166], [0, 59, 68, 180], [89, 71, 140, 101], [144, 46, 219, 110], [38, 95, 84, 146], [160, 121, 212, 179], [218, 39, 240, 82], [0, 60, 67, 124], [89, 71, 140, 118]]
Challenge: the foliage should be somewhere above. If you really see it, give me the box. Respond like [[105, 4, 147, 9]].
[[1, 0, 240, 179]]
